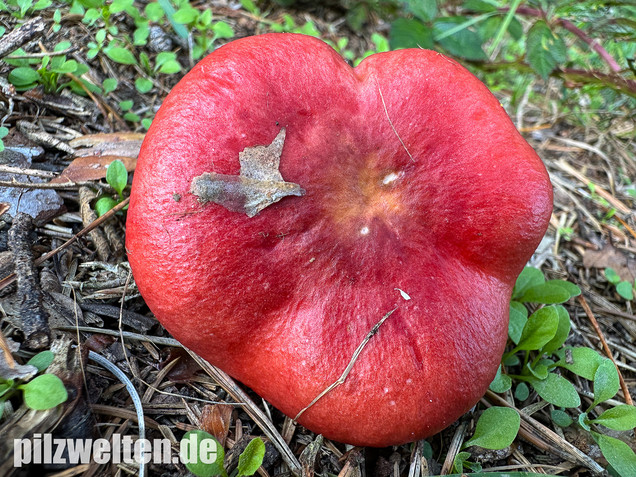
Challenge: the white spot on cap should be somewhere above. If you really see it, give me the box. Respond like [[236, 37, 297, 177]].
[[382, 172, 399, 185], [406, 378, 413, 385], [384, 387, 389, 394], [360, 226, 370, 236], [395, 288, 411, 301], [390, 400, 396, 406]]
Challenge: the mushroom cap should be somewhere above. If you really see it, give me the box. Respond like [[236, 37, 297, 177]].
[[126, 33, 552, 446]]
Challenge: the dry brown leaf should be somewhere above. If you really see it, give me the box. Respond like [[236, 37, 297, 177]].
[[69, 132, 144, 158], [51, 155, 136, 184], [582, 243, 636, 282], [200, 403, 233, 446], [190, 128, 305, 217]]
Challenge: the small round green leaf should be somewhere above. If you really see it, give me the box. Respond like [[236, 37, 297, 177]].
[[105, 47, 137, 65], [508, 301, 528, 345], [516, 306, 559, 351], [592, 432, 636, 477], [27, 351, 54, 372], [20, 374, 68, 410], [212, 21, 234, 39], [106, 159, 128, 197], [541, 305, 571, 355], [616, 281, 634, 300], [551, 409, 573, 428], [604, 267, 621, 285], [135, 77, 153, 93], [237, 438, 266, 477], [489, 365, 512, 393], [514, 382, 529, 401], [464, 407, 520, 450], [513, 267, 545, 299], [519, 282, 571, 304], [530, 373, 581, 408], [102, 78, 118, 94], [592, 404, 636, 431], [95, 197, 119, 217], [593, 359, 620, 406], [181, 430, 225, 477], [557, 346, 604, 380], [8, 67, 40, 87]]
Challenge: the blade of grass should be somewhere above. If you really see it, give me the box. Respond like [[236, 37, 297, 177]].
[[488, 0, 523, 58]]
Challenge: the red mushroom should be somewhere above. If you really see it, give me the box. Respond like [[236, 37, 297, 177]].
[[126, 33, 552, 447]]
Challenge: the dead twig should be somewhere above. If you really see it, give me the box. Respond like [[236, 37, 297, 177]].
[[577, 294, 634, 406], [294, 307, 398, 421]]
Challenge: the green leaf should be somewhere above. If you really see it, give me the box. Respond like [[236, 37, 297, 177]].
[[592, 405, 636, 431], [212, 21, 234, 39], [557, 346, 604, 380], [592, 432, 636, 477], [605, 268, 622, 285], [240, 0, 259, 15], [19, 374, 68, 410], [119, 100, 133, 111], [515, 306, 559, 351], [545, 280, 581, 298], [464, 407, 520, 450], [551, 409, 573, 427], [513, 267, 545, 299], [106, 159, 128, 197], [434, 17, 487, 61], [102, 78, 118, 94], [530, 373, 581, 408], [508, 301, 528, 345], [27, 351, 54, 372], [51, 59, 78, 74], [173, 6, 199, 24], [157, 60, 181, 74], [0, 126, 8, 139], [124, 112, 141, 122], [541, 305, 570, 355], [526, 20, 562, 79], [452, 451, 471, 473], [237, 438, 266, 477], [8, 67, 40, 87], [135, 77, 153, 93], [402, 0, 437, 22], [519, 282, 571, 304], [145, 2, 164, 21], [593, 359, 620, 406], [389, 18, 434, 50], [105, 47, 137, 65], [616, 281, 634, 300], [134, 24, 150, 46], [181, 430, 225, 477], [514, 382, 529, 401], [95, 197, 119, 217], [463, 0, 497, 13], [489, 365, 512, 393], [526, 363, 549, 380]]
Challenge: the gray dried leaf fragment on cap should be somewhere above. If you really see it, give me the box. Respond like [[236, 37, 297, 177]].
[[190, 128, 305, 217]]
